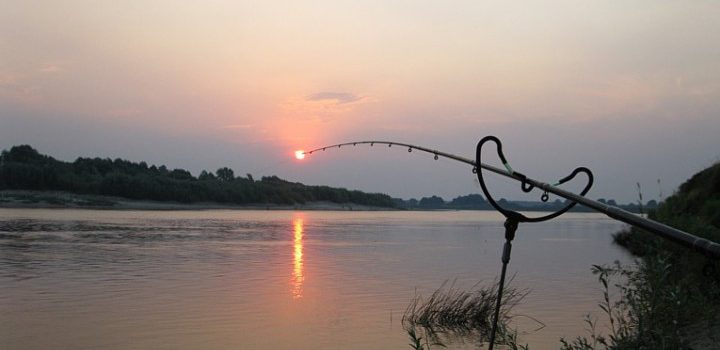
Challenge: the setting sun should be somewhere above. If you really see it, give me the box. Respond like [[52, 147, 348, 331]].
[[295, 150, 306, 160]]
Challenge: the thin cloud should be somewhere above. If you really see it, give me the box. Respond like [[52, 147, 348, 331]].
[[223, 124, 254, 129], [306, 92, 363, 105], [0, 72, 18, 85], [39, 64, 63, 73]]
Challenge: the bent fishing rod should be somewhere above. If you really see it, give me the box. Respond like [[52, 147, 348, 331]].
[[300, 136, 719, 349], [301, 138, 720, 260]]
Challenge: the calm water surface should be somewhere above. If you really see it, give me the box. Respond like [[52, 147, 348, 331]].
[[0, 209, 631, 350]]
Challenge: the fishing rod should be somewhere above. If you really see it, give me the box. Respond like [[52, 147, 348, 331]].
[[300, 136, 720, 350], [301, 139, 720, 260]]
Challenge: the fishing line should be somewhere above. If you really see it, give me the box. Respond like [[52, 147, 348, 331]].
[[301, 136, 720, 349], [301, 138, 720, 261]]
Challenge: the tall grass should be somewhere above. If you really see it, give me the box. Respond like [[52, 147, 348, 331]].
[[560, 258, 720, 350], [402, 280, 530, 349], [403, 163, 720, 349]]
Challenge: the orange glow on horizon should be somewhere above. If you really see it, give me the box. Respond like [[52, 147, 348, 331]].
[[295, 150, 306, 160]]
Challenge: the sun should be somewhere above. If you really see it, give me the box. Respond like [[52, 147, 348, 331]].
[[295, 150, 306, 160]]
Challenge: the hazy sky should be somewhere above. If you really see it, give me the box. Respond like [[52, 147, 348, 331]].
[[2, 1, 719, 203]]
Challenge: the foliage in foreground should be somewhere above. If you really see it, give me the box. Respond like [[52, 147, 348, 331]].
[[402, 280, 531, 349], [564, 162, 720, 349], [561, 258, 720, 350], [404, 162, 720, 349], [614, 162, 720, 258]]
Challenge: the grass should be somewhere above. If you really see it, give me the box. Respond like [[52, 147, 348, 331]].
[[402, 279, 530, 349], [406, 326, 446, 350], [560, 258, 720, 350], [403, 256, 719, 350], [403, 163, 720, 349], [606, 164, 720, 348], [563, 163, 720, 349]]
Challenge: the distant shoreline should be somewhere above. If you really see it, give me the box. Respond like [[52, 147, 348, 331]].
[[0, 190, 645, 213], [0, 190, 395, 211]]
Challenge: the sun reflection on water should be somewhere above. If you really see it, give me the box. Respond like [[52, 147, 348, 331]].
[[291, 216, 304, 299]]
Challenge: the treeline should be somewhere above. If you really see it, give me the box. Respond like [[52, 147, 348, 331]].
[[396, 193, 656, 213], [396, 194, 493, 210], [0, 145, 396, 207]]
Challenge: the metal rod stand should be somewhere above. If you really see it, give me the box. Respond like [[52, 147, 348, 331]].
[[488, 217, 519, 350]]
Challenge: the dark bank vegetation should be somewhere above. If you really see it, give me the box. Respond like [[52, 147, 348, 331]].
[[562, 162, 720, 349], [1, 144, 654, 212], [0, 145, 396, 207]]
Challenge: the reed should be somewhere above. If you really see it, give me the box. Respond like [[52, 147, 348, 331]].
[[402, 280, 529, 347]]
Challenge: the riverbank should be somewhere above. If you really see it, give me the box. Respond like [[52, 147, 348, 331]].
[[561, 162, 720, 350], [0, 190, 394, 211]]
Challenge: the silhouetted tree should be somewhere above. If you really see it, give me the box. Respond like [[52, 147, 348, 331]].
[[199, 170, 215, 181], [419, 195, 445, 209], [216, 167, 234, 181], [449, 194, 489, 209]]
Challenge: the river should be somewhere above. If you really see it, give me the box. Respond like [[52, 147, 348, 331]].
[[0, 209, 632, 350]]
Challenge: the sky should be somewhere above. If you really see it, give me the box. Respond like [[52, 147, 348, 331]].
[[1, 0, 719, 203]]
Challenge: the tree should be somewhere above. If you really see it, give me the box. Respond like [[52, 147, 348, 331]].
[[419, 195, 445, 209], [216, 167, 234, 181], [169, 168, 193, 180], [199, 170, 216, 181], [3, 145, 45, 163], [449, 194, 488, 209]]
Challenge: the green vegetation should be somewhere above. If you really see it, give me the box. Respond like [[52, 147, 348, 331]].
[[614, 162, 720, 256], [406, 326, 446, 350], [403, 163, 720, 350], [402, 280, 530, 349], [563, 162, 720, 349], [0, 145, 396, 207]]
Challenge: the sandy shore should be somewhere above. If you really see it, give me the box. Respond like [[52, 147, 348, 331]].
[[0, 190, 395, 211]]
